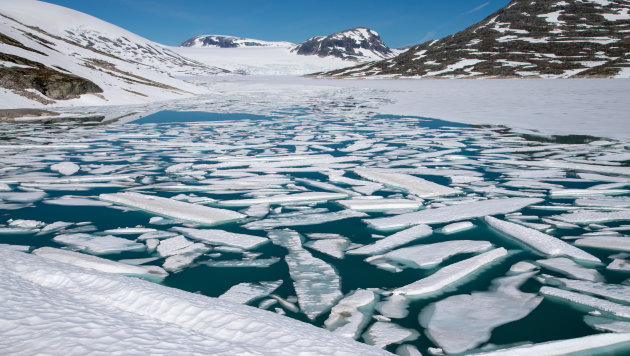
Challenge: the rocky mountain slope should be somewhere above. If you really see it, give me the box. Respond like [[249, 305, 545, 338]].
[[319, 0, 630, 78], [180, 35, 294, 48], [292, 27, 396, 61], [0, 0, 225, 108]]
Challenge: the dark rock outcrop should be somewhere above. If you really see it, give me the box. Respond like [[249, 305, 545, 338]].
[[293, 27, 394, 61]]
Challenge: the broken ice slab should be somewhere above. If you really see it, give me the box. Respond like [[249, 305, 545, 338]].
[[104, 227, 157, 235], [354, 168, 459, 198], [439, 221, 475, 234], [376, 294, 409, 319], [553, 210, 630, 224], [485, 216, 600, 263], [44, 196, 112, 207], [509, 261, 539, 274], [574, 235, 630, 252], [542, 275, 630, 305], [540, 286, 630, 319], [162, 251, 205, 273], [156, 235, 209, 257], [202, 258, 280, 268], [393, 248, 508, 299], [243, 209, 367, 230], [395, 344, 423, 356], [492, 159, 630, 176], [336, 198, 423, 212], [366, 198, 543, 231], [419, 272, 542, 354], [469, 333, 630, 356], [550, 188, 630, 198], [575, 196, 630, 208], [584, 315, 630, 333], [218, 280, 283, 305], [268, 230, 342, 320], [536, 257, 603, 282], [242, 203, 270, 218], [50, 162, 80, 176], [100, 192, 245, 226], [0, 183, 11, 191], [347, 224, 432, 256], [22, 182, 127, 191], [173, 227, 269, 250], [137, 231, 179, 241], [304, 237, 349, 259], [608, 258, 630, 273], [53, 233, 146, 255], [219, 192, 348, 207], [324, 289, 377, 340], [362, 321, 419, 349], [33, 247, 167, 282], [367, 240, 493, 270], [0, 191, 47, 203]]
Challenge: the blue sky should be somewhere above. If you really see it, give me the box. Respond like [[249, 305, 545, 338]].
[[44, 0, 511, 48]]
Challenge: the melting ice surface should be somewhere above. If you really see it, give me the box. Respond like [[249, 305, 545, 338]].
[[1, 109, 630, 355]]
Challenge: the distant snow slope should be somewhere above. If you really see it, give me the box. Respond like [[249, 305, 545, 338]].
[[0, 0, 225, 107], [181, 35, 294, 48], [0, 246, 391, 355]]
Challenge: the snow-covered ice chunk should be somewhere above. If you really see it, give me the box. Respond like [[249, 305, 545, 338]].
[[156, 235, 209, 257], [396, 344, 423, 356], [540, 286, 630, 319], [219, 280, 283, 304], [574, 235, 630, 252], [173, 227, 268, 250], [509, 261, 539, 274], [104, 227, 157, 235], [608, 258, 630, 272], [584, 315, 630, 333], [244, 209, 367, 230], [337, 198, 422, 212], [100, 192, 245, 226], [162, 251, 205, 273], [471, 333, 630, 356], [220, 192, 348, 207], [0, 191, 46, 203], [367, 198, 543, 231], [0, 183, 10, 191], [203, 258, 280, 268], [53, 233, 146, 255], [137, 231, 179, 241], [243, 203, 270, 218], [325, 289, 377, 339], [268, 230, 342, 320], [537, 257, 603, 282], [44, 196, 111, 207], [33, 247, 167, 281], [419, 272, 542, 354], [362, 321, 419, 349], [304, 237, 349, 259], [368, 240, 493, 270], [543, 276, 630, 305], [485, 216, 600, 263], [393, 248, 508, 299], [554, 210, 630, 224], [355, 168, 459, 198], [50, 162, 80, 176], [551, 188, 630, 198], [347, 224, 433, 256], [439, 221, 474, 234], [376, 294, 410, 319], [0, 247, 390, 355], [9, 220, 44, 229]]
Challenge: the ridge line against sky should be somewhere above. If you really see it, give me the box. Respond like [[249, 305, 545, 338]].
[[41, 0, 511, 48]]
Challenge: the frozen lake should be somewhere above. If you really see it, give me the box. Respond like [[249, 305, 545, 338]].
[[1, 107, 630, 355]]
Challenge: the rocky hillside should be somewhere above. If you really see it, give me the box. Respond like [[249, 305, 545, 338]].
[[293, 27, 396, 61], [180, 35, 294, 48], [319, 0, 630, 78]]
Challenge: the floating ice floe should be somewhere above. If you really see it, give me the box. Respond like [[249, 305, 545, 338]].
[[304, 237, 349, 259], [542, 275, 630, 304], [393, 248, 508, 299], [376, 294, 409, 319], [337, 198, 423, 212], [554, 210, 630, 224], [0, 247, 390, 355], [137, 231, 179, 240], [354, 168, 459, 198], [366, 198, 543, 231], [162, 251, 205, 273], [53, 233, 146, 255], [575, 196, 630, 208], [44, 196, 111, 206], [419, 272, 542, 354], [242, 203, 270, 218], [367, 240, 493, 270], [0, 191, 47, 203], [244, 209, 367, 230], [536, 257, 603, 282], [202, 258, 280, 268], [574, 235, 630, 252], [33, 247, 167, 281], [584, 315, 630, 333], [608, 258, 630, 272], [540, 286, 630, 319], [219, 280, 283, 304], [156, 235, 209, 257], [396, 344, 423, 356], [104, 227, 157, 235], [509, 261, 539, 274], [470, 333, 630, 356], [493, 159, 630, 176], [219, 192, 348, 207], [348, 224, 432, 256], [550, 188, 630, 198], [325, 289, 378, 340], [100, 192, 245, 226], [362, 321, 419, 349], [268, 230, 342, 320], [439, 221, 475, 234], [0, 183, 11, 191], [50, 162, 80, 176], [485, 216, 600, 263], [173, 227, 268, 250]]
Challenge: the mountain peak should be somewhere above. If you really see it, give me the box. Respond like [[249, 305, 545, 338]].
[[180, 35, 294, 48], [292, 27, 395, 61]]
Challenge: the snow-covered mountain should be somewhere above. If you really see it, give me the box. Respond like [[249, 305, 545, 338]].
[[320, 0, 630, 78], [0, 0, 227, 108], [292, 27, 396, 61], [180, 35, 294, 48]]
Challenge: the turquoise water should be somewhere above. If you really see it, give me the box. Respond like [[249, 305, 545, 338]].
[[0, 111, 629, 354]]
